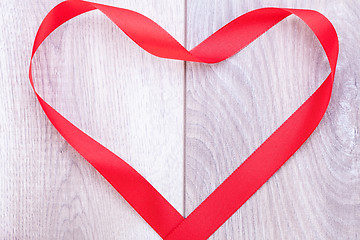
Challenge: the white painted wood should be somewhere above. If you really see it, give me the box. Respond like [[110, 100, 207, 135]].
[[1, 0, 359, 239], [185, 0, 360, 239], [0, 0, 184, 239]]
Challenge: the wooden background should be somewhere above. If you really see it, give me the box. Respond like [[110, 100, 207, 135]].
[[1, 0, 359, 239]]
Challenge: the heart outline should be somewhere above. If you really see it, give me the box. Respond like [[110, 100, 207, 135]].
[[29, 1, 339, 239]]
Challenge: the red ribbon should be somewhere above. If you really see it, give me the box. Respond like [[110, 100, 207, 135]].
[[29, 1, 339, 239]]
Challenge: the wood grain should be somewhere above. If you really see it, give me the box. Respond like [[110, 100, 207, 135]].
[[1, 0, 184, 239], [185, 0, 360, 239], [0, 0, 359, 239]]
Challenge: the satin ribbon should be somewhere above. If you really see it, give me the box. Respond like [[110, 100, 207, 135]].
[[29, 1, 339, 239]]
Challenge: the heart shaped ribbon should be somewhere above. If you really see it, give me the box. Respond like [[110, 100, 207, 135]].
[[29, 1, 339, 239]]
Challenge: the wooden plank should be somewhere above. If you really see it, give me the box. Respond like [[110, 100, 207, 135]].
[[185, 0, 360, 239], [0, 0, 184, 239]]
